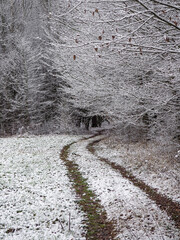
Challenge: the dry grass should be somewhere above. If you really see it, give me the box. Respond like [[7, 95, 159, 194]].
[[104, 136, 179, 174]]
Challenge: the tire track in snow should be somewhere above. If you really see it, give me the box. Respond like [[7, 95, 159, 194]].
[[87, 138, 180, 229], [60, 137, 116, 240]]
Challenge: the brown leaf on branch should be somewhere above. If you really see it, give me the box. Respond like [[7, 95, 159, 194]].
[[75, 39, 78, 43], [112, 35, 115, 40], [73, 55, 76, 60], [129, 38, 132, 42], [95, 48, 98, 52], [95, 9, 99, 13], [165, 36, 170, 42], [173, 21, 178, 26], [98, 36, 102, 40], [139, 47, 142, 55]]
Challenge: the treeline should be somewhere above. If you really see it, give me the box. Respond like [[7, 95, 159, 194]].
[[0, 0, 179, 146], [0, 0, 66, 135]]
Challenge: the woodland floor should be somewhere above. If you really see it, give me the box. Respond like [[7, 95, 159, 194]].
[[0, 133, 179, 239]]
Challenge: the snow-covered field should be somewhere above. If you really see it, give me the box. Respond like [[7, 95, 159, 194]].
[[69, 136, 179, 240], [0, 134, 179, 240], [0, 135, 85, 240]]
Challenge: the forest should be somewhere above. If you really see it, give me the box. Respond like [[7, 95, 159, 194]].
[[0, 0, 180, 146]]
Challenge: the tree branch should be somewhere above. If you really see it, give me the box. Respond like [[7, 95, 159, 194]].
[[134, 0, 180, 31], [152, 0, 180, 11]]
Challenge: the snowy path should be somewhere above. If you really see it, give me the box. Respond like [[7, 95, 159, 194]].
[[0, 134, 179, 240], [60, 138, 115, 239], [0, 135, 86, 240], [69, 135, 180, 240]]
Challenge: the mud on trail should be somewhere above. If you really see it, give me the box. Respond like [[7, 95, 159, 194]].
[[60, 139, 116, 240], [60, 133, 180, 239]]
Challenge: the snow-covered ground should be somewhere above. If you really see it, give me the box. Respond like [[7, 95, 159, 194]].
[[0, 134, 179, 240], [0, 135, 85, 240], [69, 136, 179, 240], [94, 136, 180, 203]]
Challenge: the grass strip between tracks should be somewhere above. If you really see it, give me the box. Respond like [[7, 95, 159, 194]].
[[60, 140, 116, 240]]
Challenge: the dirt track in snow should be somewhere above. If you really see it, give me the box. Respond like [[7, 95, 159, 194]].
[[66, 133, 180, 239], [1, 134, 179, 240], [87, 137, 180, 229], [60, 139, 116, 239]]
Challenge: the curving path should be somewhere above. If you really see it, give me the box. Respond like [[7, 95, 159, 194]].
[[88, 138, 180, 229], [62, 133, 180, 240], [60, 136, 116, 240]]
